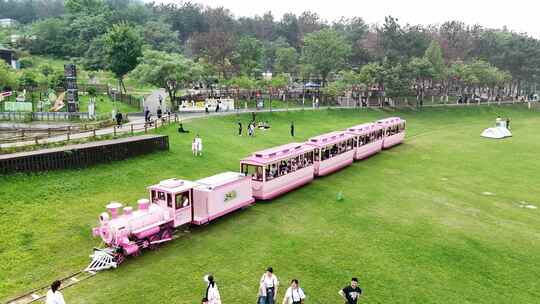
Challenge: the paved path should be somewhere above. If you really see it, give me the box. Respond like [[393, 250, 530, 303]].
[[143, 89, 167, 115], [0, 98, 528, 149]]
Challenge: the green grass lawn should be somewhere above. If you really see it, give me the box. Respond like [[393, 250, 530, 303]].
[[77, 94, 140, 115], [1, 105, 539, 303]]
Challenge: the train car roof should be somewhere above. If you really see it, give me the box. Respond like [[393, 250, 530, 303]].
[[347, 122, 383, 135], [377, 117, 405, 125], [196, 171, 246, 189], [307, 131, 354, 147], [148, 178, 198, 193], [241, 142, 314, 165]]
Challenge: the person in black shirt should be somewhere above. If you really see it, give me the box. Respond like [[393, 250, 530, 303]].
[[238, 122, 242, 136], [290, 121, 295, 137], [115, 111, 123, 127], [338, 277, 362, 304]]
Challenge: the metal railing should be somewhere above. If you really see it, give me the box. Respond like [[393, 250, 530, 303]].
[[0, 114, 178, 148]]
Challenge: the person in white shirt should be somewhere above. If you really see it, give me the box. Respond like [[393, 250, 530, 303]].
[[46, 280, 65, 304], [257, 282, 268, 304], [195, 134, 203, 156], [204, 274, 221, 304], [282, 279, 306, 304], [260, 267, 279, 304]]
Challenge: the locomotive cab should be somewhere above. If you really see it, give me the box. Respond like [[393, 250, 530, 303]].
[[148, 178, 197, 228]]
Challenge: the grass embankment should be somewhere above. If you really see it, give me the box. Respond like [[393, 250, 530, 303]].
[[1, 105, 539, 303]]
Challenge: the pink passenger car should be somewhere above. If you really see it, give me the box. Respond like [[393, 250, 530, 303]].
[[377, 117, 406, 149], [307, 131, 355, 176], [346, 123, 384, 160], [240, 143, 315, 200]]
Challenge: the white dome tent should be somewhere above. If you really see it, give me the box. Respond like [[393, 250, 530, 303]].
[[481, 117, 512, 139]]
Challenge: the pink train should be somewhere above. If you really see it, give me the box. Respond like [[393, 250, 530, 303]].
[[91, 117, 406, 265]]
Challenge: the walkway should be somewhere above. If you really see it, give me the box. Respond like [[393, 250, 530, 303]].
[[0, 99, 528, 150], [143, 88, 167, 115]]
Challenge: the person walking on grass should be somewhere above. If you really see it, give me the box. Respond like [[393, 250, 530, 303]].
[[257, 282, 267, 304], [204, 275, 221, 304], [338, 277, 362, 304], [46, 280, 65, 304], [192, 138, 198, 156], [290, 122, 295, 137], [238, 121, 243, 136], [195, 134, 203, 156], [260, 267, 279, 304], [282, 279, 306, 304]]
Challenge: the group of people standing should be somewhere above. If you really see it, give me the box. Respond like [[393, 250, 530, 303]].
[[199, 268, 363, 304], [236, 119, 295, 137]]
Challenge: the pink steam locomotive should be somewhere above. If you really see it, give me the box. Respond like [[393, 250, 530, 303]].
[[89, 117, 406, 269]]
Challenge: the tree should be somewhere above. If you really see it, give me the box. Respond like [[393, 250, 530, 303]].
[[382, 60, 412, 104], [83, 35, 108, 70], [301, 28, 351, 84], [65, 0, 107, 15], [424, 40, 446, 81], [130, 50, 201, 108], [233, 36, 264, 76], [189, 30, 235, 79], [0, 62, 17, 90], [408, 57, 434, 105], [18, 70, 38, 90], [277, 13, 301, 49], [274, 46, 297, 74], [27, 18, 70, 57], [163, 1, 209, 42], [39, 64, 54, 77], [141, 21, 181, 53], [103, 23, 143, 92]]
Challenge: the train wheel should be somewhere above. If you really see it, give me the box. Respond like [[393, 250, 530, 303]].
[[115, 252, 125, 265], [161, 227, 172, 241], [148, 234, 160, 249]]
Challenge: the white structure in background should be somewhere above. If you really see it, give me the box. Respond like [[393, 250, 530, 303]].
[[178, 98, 235, 112], [0, 18, 17, 27], [262, 71, 272, 81], [481, 117, 512, 139]]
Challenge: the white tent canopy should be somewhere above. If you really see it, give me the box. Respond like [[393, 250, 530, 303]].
[[481, 118, 512, 139]]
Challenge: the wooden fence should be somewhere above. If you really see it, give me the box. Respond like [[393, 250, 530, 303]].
[[0, 114, 178, 149], [0, 134, 169, 174]]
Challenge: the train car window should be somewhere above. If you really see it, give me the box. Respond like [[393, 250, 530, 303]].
[[242, 164, 263, 181], [151, 190, 157, 202], [347, 139, 354, 150], [157, 191, 166, 201], [175, 192, 190, 209], [167, 193, 173, 208], [314, 149, 320, 161]]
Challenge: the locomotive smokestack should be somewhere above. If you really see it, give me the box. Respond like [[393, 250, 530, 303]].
[[138, 199, 150, 211], [123, 206, 133, 216], [106, 202, 123, 219]]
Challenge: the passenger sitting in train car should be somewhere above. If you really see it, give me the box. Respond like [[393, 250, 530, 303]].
[[291, 159, 298, 171]]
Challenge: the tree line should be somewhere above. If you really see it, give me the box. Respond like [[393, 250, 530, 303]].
[[1, 0, 540, 105]]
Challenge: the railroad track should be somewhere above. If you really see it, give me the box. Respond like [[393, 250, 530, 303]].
[[5, 231, 188, 304], [5, 271, 96, 304]]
